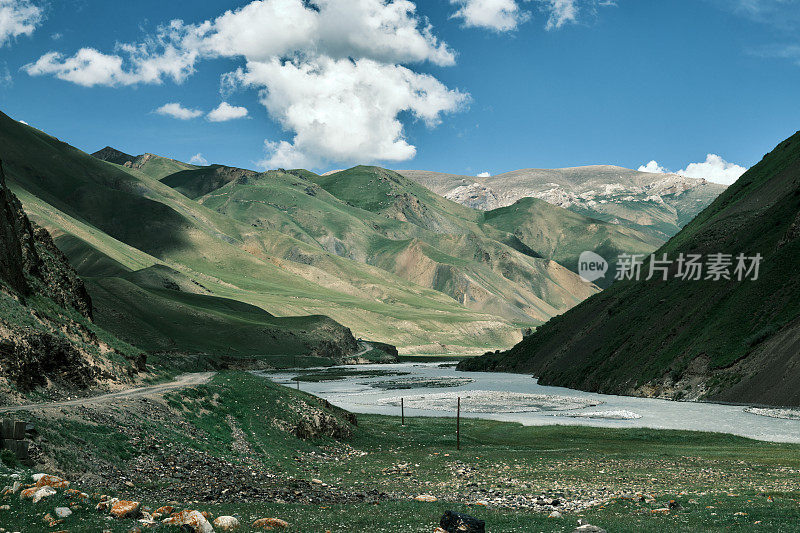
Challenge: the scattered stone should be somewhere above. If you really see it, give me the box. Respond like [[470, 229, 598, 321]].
[[668, 500, 681, 510], [162, 510, 214, 533], [573, 524, 607, 533], [440, 510, 485, 533], [1, 481, 21, 495], [20, 486, 57, 503], [42, 513, 64, 527], [96, 498, 119, 512], [110, 500, 141, 519], [415, 494, 438, 502], [252, 517, 290, 529], [651, 508, 671, 514], [54, 507, 73, 518], [34, 475, 69, 489], [549, 511, 562, 518], [0, 504, 10, 511], [213, 515, 241, 530]]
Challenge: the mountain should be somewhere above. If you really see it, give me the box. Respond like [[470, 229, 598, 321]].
[[459, 131, 800, 407], [161, 164, 259, 199], [4, 112, 579, 355], [1, 113, 362, 364], [479, 197, 663, 288], [398, 166, 726, 240], [92, 147, 199, 179], [0, 159, 143, 401]]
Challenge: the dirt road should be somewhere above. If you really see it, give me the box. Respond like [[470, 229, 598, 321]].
[[0, 372, 215, 413]]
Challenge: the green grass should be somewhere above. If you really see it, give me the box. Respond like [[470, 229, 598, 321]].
[[3, 371, 800, 532]]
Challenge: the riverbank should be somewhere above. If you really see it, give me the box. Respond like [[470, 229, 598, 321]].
[[1, 371, 799, 531]]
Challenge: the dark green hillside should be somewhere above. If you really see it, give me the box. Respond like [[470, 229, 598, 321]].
[[161, 164, 258, 199], [460, 131, 800, 407]]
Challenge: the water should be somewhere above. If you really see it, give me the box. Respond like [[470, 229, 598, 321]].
[[259, 362, 800, 443]]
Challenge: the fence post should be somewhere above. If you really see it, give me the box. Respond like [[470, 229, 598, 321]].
[[401, 397, 405, 426], [457, 396, 461, 451]]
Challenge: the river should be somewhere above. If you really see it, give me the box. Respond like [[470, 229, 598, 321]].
[[259, 362, 800, 443]]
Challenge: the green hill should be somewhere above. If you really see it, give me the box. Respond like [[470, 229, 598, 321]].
[[203, 165, 599, 326], [460, 131, 800, 407], [480, 197, 663, 288]]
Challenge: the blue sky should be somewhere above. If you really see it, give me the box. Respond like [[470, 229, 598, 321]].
[[1, 0, 799, 183]]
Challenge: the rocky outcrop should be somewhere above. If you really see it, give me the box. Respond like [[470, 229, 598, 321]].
[[0, 159, 140, 394], [0, 160, 92, 318]]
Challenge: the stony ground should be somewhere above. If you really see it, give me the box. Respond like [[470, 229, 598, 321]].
[[1, 371, 799, 532]]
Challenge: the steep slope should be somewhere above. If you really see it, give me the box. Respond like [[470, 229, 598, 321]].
[[398, 166, 726, 240], [480, 197, 663, 287], [460, 131, 800, 407], [161, 164, 259, 199], [0, 160, 142, 401], [0, 113, 365, 359]]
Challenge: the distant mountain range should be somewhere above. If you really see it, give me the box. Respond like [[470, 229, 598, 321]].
[[398, 166, 727, 241], [0, 108, 727, 378], [460, 131, 800, 407]]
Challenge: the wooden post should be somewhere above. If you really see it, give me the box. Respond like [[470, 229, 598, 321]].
[[457, 396, 461, 451], [401, 398, 405, 426]]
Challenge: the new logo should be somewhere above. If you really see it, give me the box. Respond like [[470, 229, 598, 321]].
[[578, 251, 608, 283]]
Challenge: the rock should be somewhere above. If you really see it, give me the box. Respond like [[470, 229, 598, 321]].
[[162, 510, 214, 533], [650, 508, 670, 514], [110, 500, 141, 519], [42, 512, 64, 527], [155, 505, 174, 515], [440, 510, 485, 533], [0, 504, 10, 511], [20, 486, 57, 503], [573, 525, 607, 533], [549, 511, 562, 518], [54, 507, 73, 518], [34, 475, 69, 489], [214, 516, 241, 530], [96, 498, 119, 512], [1, 481, 21, 495], [668, 500, 681, 510], [252, 517, 290, 529], [415, 494, 438, 502]]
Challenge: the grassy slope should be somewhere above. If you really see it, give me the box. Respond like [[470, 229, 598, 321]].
[[160, 164, 258, 199], [3, 371, 799, 532], [460, 131, 800, 406], [0, 114, 526, 353], [481, 197, 663, 287]]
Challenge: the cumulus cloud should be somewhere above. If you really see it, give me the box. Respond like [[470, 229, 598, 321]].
[[477, 171, 491, 177], [155, 102, 203, 120], [0, 0, 42, 47], [207, 101, 248, 122], [189, 153, 208, 165], [637, 160, 668, 174], [235, 57, 468, 168], [638, 154, 748, 185], [450, 0, 530, 32], [678, 154, 748, 185], [26, 0, 466, 168]]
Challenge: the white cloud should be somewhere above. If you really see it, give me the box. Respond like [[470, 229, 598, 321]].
[[0, 0, 42, 47], [678, 154, 748, 185], [450, 0, 530, 32], [0, 63, 10, 86], [207, 101, 248, 122], [237, 57, 468, 168], [637, 154, 748, 185], [477, 171, 491, 177], [25, 0, 465, 168], [638, 160, 669, 174], [155, 102, 203, 120], [537, 0, 616, 30], [189, 153, 208, 165]]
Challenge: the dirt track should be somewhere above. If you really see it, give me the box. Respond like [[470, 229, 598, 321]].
[[0, 372, 215, 412]]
